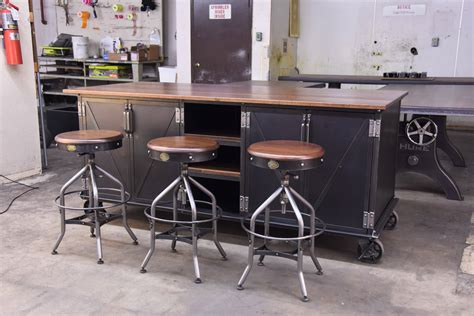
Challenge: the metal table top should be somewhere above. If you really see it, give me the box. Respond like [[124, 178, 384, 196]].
[[380, 85, 474, 116], [279, 74, 474, 85]]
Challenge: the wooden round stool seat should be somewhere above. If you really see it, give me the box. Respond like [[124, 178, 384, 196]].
[[55, 130, 123, 153], [147, 136, 219, 163], [248, 140, 325, 171]]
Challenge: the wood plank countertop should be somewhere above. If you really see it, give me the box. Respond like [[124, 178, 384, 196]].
[[64, 81, 408, 111]]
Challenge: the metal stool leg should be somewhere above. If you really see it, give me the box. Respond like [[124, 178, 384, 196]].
[[285, 187, 309, 302], [52, 165, 89, 255], [258, 207, 270, 266], [96, 165, 138, 244], [89, 165, 104, 264], [189, 176, 227, 260], [171, 185, 180, 252], [141, 176, 182, 273], [183, 177, 201, 283], [290, 187, 323, 275], [237, 186, 283, 290]]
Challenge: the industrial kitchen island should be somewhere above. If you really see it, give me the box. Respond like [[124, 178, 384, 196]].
[[64, 81, 407, 263]]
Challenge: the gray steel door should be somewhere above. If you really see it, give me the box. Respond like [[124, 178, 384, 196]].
[[83, 98, 131, 196], [131, 100, 180, 203], [305, 110, 373, 232], [191, 0, 252, 83], [244, 107, 306, 223]]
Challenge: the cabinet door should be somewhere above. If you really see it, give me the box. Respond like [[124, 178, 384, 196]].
[[305, 110, 373, 232], [131, 100, 180, 203], [244, 107, 306, 223], [83, 98, 131, 198]]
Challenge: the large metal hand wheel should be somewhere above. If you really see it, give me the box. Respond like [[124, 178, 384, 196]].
[[405, 117, 438, 146]]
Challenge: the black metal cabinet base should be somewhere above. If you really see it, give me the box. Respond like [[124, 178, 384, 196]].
[[79, 96, 402, 263]]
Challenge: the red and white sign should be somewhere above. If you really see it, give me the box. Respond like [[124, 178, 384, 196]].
[[209, 4, 231, 20], [383, 4, 426, 16]]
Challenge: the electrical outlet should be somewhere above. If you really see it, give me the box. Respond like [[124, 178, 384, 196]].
[[256, 32, 263, 42], [431, 37, 440, 47]]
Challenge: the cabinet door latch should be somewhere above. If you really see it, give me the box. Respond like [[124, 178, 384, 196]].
[[123, 103, 134, 135], [240, 195, 249, 212], [241, 112, 250, 128]]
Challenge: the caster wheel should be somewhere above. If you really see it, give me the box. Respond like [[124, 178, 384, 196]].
[[140, 268, 147, 274], [237, 285, 244, 290], [384, 211, 399, 231], [97, 259, 104, 264], [133, 240, 139, 245], [302, 296, 309, 302], [51, 250, 58, 255], [357, 239, 384, 264], [194, 278, 202, 284]]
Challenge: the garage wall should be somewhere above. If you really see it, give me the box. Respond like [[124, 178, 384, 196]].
[[297, 0, 473, 77], [0, 1, 42, 179]]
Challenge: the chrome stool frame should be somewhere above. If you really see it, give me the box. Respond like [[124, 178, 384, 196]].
[[140, 161, 227, 283], [51, 153, 138, 264], [237, 159, 326, 302]]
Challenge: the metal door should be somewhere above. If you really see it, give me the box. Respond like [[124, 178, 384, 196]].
[[83, 98, 131, 199], [131, 100, 180, 203], [243, 107, 306, 224], [191, 0, 252, 83], [305, 110, 373, 234]]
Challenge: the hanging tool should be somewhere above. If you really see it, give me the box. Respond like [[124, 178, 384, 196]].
[[57, 0, 69, 25], [83, 0, 98, 18], [40, 0, 47, 24], [127, 13, 137, 36], [77, 11, 90, 28], [141, 0, 157, 16]]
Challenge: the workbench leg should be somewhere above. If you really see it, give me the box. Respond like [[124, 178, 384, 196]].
[[132, 64, 144, 82], [398, 136, 463, 201], [427, 115, 466, 167]]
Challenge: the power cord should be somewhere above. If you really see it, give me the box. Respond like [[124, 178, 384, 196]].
[[0, 175, 39, 215]]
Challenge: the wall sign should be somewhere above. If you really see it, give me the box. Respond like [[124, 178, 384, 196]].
[[383, 4, 426, 16], [209, 4, 231, 20]]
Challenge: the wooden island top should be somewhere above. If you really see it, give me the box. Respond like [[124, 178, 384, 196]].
[[64, 81, 407, 111]]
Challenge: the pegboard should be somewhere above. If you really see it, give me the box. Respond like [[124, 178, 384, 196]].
[[55, 0, 162, 55]]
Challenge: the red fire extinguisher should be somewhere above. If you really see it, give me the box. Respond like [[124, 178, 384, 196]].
[[1, 1, 23, 65]]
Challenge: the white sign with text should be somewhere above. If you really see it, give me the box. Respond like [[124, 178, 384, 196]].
[[209, 4, 232, 19]]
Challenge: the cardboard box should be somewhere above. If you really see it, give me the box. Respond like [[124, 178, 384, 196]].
[[89, 65, 132, 79], [148, 45, 160, 61], [130, 46, 148, 62], [108, 52, 130, 61]]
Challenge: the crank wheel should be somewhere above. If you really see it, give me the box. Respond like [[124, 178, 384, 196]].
[[384, 211, 399, 231], [405, 117, 438, 146], [357, 239, 384, 264]]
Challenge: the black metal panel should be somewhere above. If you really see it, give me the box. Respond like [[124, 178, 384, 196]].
[[130, 100, 180, 203], [83, 98, 131, 195], [244, 107, 306, 217], [372, 102, 400, 227], [305, 110, 373, 231]]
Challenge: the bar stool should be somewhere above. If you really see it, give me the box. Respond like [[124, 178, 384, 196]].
[[140, 136, 227, 283], [237, 140, 326, 302], [51, 130, 138, 264]]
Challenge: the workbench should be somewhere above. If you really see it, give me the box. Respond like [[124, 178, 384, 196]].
[[65, 81, 407, 262], [279, 74, 474, 200]]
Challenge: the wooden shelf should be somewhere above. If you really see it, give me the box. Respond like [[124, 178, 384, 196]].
[[184, 133, 240, 147], [188, 163, 240, 181]]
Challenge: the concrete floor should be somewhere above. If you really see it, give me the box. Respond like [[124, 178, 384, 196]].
[[1, 131, 473, 315]]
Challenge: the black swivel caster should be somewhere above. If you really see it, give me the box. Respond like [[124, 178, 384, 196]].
[[357, 239, 384, 264], [384, 211, 399, 231]]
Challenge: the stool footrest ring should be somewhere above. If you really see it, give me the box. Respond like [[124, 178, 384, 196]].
[[240, 209, 326, 241], [54, 188, 130, 211]]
